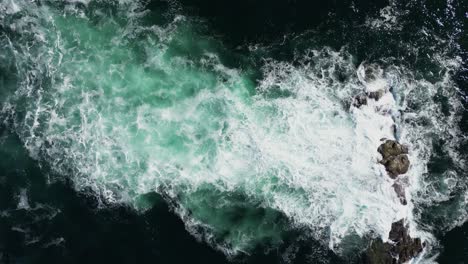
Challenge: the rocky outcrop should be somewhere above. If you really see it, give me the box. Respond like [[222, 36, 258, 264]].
[[364, 139, 425, 263], [377, 139, 410, 204], [352, 90, 385, 108], [377, 140, 408, 160], [353, 94, 368, 108], [381, 154, 410, 178], [378, 140, 410, 179], [387, 220, 424, 263], [363, 220, 424, 264], [353, 71, 425, 263], [368, 90, 385, 101]]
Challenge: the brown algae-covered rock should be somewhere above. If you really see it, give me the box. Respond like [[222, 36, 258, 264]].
[[378, 140, 410, 178], [378, 140, 408, 159], [380, 154, 410, 178]]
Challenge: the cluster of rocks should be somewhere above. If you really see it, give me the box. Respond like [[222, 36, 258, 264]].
[[378, 140, 410, 179], [363, 220, 424, 264], [362, 140, 424, 264], [352, 90, 385, 108], [352, 87, 424, 263], [378, 139, 410, 205]]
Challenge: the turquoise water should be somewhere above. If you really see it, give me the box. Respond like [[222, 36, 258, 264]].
[[0, 0, 467, 263]]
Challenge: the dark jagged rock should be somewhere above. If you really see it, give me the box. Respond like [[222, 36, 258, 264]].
[[364, 140, 424, 263], [388, 220, 424, 263], [392, 183, 407, 205], [363, 239, 394, 264], [353, 94, 368, 107], [363, 220, 424, 264], [380, 154, 410, 178], [367, 90, 385, 101], [378, 140, 410, 178], [352, 90, 385, 108], [378, 140, 408, 159]]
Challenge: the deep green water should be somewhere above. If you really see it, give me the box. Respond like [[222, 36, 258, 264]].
[[0, 0, 467, 263]]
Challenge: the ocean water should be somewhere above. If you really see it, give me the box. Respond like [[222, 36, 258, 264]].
[[0, 0, 466, 263]]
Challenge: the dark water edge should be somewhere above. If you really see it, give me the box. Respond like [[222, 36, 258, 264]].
[[172, 0, 388, 45], [437, 224, 468, 264], [0, 126, 226, 264]]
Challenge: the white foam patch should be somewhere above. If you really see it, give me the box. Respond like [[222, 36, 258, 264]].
[[365, 5, 401, 30], [17, 188, 30, 210], [0, 0, 21, 15]]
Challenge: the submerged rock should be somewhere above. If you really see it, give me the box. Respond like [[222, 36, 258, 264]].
[[363, 220, 424, 264], [392, 183, 407, 205]]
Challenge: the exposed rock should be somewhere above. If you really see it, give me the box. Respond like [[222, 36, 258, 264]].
[[362, 220, 424, 264], [367, 90, 385, 101], [352, 90, 385, 108], [360, 91, 423, 263], [380, 154, 410, 178], [388, 220, 424, 263], [378, 140, 410, 178], [363, 240, 393, 264], [353, 94, 368, 107], [378, 140, 408, 159]]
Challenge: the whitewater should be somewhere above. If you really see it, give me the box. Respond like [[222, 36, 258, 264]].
[[0, 0, 466, 262]]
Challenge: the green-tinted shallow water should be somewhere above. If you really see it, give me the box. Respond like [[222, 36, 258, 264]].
[[0, 0, 467, 263]]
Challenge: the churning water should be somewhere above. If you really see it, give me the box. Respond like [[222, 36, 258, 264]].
[[0, 0, 466, 263]]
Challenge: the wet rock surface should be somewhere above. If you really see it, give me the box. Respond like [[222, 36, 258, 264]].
[[378, 140, 408, 160], [388, 220, 424, 263], [363, 220, 424, 264], [362, 139, 424, 263], [368, 90, 385, 101], [377, 140, 410, 204], [353, 94, 368, 107], [352, 90, 385, 108], [378, 140, 410, 179], [392, 183, 407, 205], [381, 154, 410, 178], [354, 88, 424, 263]]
